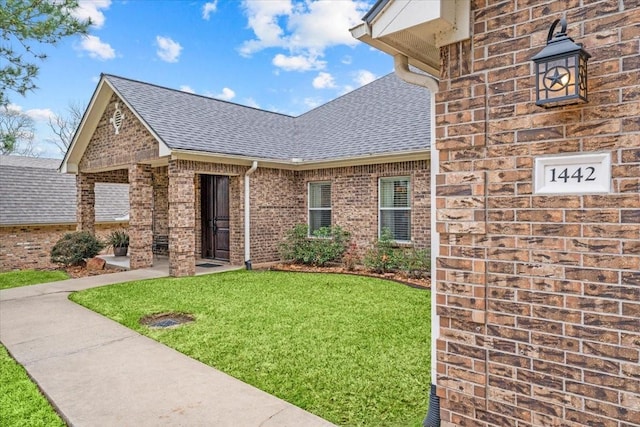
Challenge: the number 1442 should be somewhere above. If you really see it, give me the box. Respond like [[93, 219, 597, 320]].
[[549, 166, 596, 183]]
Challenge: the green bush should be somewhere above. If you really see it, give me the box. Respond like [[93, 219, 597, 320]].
[[50, 231, 105, 266], [106, 229, 129, 248], [364, 229, 431, 278], [279, 224, 350, 266], [363, 228, 398, 273], [397, 248, 431, 279]]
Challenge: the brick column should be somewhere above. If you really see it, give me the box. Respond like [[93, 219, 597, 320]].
[[76, 173, 95, 234], [168, 160, 195, 277], [129, 164, 153, 269]]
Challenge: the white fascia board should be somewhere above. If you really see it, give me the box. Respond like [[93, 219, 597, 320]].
[[60, 78, 113, 174]]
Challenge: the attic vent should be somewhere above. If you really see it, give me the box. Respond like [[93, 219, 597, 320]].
[[109, 102, 125, 134]]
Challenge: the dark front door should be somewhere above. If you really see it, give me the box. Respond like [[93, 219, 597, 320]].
[[201, 175, 230, 261]]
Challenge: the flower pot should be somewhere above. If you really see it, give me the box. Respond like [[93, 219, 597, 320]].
[[113, 246, 128, 257]]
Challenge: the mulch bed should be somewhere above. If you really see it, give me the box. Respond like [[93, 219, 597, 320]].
[[61, 262, 126, 279], [270, 263, 431, 290]]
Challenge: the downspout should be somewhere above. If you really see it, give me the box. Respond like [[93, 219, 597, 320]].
[[244, 161, 258, 270], [393, 54, 442, 427]]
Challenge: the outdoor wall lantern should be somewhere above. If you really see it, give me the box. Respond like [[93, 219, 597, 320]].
[[532, 17, 591, 107]]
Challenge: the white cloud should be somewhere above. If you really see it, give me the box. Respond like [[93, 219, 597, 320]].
[[272, 53, 325, 71], [156, 36, 183, 63], [341, 55, 353, 65], [76, 35, 116, 60], [354, 69, 376, 86], [202, 1, 218, 20], [72, 0, 111, 28], [25, 108, 56, 122], [239, 0, 369, 72], [214, 88, 236, 101], [239, 0, 292, 56], [5, 104, 23, 114], [180, 85, 195, 94], [303, 97, 322, 109], [243, 97, 260, 109], [312, 72, 336, 89]]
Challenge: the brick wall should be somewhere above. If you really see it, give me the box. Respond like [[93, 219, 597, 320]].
[[435, 1, 639, 426], [79, 94, 159, 172], [177, 160, 430, 267], [299, 160, 431, 257], [0, 223, 129, 271]]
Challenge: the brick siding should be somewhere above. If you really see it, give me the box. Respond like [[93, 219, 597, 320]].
[[0, 223, 128, 271], [435, 1, 640, 426]]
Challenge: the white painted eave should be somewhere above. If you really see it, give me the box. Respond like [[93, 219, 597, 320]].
[[351, 0, 470, 75], [170, 149, 430, 171], [59, 75, 173, 175]]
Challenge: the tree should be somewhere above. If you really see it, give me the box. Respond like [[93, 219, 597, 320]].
[[0, 105, 37, 155], [0, 0, 90, 105], [47, 100, 85, 156]]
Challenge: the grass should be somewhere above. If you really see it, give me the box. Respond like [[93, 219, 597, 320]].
[[0, 269, 69, 290], [0, 344, 65, 427], [71, 270, 431, 426]]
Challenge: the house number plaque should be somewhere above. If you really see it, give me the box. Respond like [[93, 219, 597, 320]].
[[534, 153, 611, 194]]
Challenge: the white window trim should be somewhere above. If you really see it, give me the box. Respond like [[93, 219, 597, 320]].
[[378, 176, 411, 243], [308, 181, 332, 236]]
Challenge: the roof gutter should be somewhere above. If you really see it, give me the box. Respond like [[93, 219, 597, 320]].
[[244, 161, 258, 270], [393, 53, 442, 427]]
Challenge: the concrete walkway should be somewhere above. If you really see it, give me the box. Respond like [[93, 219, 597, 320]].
[[0, 266, 335, 427]]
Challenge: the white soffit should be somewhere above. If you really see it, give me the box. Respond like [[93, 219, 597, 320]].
[[353, 0, 470, 74]]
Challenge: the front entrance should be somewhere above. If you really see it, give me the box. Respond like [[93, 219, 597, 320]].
[[201, 175, 230, 261]]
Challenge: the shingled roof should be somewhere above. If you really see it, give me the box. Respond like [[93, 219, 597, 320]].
[[102, 71, 431, 163], [0, 156, 129, 226]]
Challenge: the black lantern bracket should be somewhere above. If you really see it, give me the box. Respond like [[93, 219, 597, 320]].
[[532, 17, 591, 108]]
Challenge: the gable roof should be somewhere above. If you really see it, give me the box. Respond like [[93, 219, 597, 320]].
[[62, 71, 431, 172], [0, 156, 129, 226]]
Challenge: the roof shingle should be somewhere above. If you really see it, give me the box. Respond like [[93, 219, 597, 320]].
[[104, 72, 431, 162], [0, 156, 129, 226]]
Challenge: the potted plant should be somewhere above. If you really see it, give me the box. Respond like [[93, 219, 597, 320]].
[[107, 229, 129, 257]]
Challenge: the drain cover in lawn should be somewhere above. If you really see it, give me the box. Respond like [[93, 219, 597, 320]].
[[140, 313, 194, 328]]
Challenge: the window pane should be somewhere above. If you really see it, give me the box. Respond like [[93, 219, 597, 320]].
[[380, 178, 409, 208], [380, 210, 411, 241], [310, 209, 331, 233], [310, 182, 331, 208]]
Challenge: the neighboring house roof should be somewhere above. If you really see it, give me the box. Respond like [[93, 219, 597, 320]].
[[0, 156, 129, 226], [62, 72, 431, 172]]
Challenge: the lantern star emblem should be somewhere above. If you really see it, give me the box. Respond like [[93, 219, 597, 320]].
[[544, 67, 569, 90]]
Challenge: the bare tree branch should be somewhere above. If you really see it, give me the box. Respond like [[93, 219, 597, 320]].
[[47, 100, 85, 156], [1, 105, 37, 156]]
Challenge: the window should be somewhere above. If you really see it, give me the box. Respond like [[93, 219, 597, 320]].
[[379, 177, 411, 242], [308, 182, 331, 234]]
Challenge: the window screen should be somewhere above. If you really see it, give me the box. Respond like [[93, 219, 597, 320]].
[[379, 177, 411, 241], [309, 182, 331, 234]]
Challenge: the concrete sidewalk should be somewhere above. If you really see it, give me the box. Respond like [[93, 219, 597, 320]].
[[0, 267, 335, 427]]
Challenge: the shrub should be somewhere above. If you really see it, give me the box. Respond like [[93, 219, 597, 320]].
[[397, 248, 431, 279], [280, 224, 350, 266], [342, 242, 361, 271], [51, 231, 105, 266], [106, 229, 129, 248], [364, 229, 431, 278], [363, 228, 398, 273]]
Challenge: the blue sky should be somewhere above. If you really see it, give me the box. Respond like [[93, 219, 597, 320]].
[[9, 0, 394, 158]]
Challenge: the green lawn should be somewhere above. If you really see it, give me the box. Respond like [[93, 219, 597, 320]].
[[71, 270, 430, 426], [0, 270, 69, 290], [0, 344, 65, 427]]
